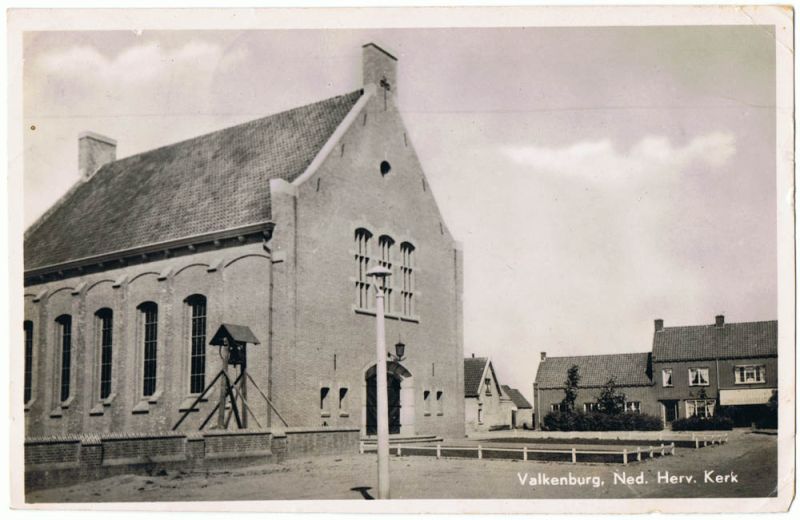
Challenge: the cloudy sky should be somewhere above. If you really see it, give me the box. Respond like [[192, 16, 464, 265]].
[[23, 27, 777, 397]]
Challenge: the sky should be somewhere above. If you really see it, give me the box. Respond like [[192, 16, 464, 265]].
[[22, 27, 777, 399]]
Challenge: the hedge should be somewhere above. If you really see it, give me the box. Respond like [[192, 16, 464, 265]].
[[670, 415, 734, 431], [542, 411, 663, 431]]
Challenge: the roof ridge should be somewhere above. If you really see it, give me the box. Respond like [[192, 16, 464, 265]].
[[100, 90, 364, 172], [541, 351, 650, 360], [662, 319, 778, 330]]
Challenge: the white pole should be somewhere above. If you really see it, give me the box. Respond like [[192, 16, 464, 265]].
[[375, 283, 390, 499]]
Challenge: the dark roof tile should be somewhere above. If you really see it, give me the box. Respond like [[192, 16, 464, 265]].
[[535, 352, 653, 389], [652, 320, 777, 361], [464, 357, 488, 397], [501, 385, 532, 409]]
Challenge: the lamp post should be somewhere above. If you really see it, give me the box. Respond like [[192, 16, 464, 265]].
[[366, 265, 392, 499]]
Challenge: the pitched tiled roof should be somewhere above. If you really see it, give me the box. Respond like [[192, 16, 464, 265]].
[[24, 90, 363, 271], [652, 320, 777, 362], [464, 357, 488, 397], [535, 352, 653, 389], [501, 385, 532, 409]]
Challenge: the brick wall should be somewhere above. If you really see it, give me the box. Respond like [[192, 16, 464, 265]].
[[24, 427, 359, 491]]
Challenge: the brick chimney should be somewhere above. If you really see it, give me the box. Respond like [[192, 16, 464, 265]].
[[540, 352, 547, 361], [715, 315, 725, 328], [79, 131, 116, 179], [362, 43, 397, 94], [654, 319, 664, 332]]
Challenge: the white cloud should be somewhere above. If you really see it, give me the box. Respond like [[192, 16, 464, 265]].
[[500, 132, 736, 179], [30, 40, 248, 116]]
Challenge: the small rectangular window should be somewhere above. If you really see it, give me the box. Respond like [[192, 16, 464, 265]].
[[662, 368, 673, 387], [625, 401, 641, 414], [686, 399, 715, 418], [56, 315, 72, 402], [423, 390, 431, 415], [688, 367, 710, 387], [735, 365, 766, 384], [338, 387, 348, 412], [485, 378, 492, 396], [320, 387, 330, 415], [436, 390, 444, 415], [584, 402, 599, 412]]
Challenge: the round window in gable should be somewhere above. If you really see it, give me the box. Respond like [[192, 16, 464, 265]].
[[380, 161, 392, 176]]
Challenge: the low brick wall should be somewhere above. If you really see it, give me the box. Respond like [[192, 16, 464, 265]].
[[25, 427, 359, 491]]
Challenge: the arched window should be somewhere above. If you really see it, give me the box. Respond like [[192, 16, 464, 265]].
[[138, 302, 158, 397], [185, 295, 207, 394], [378, 235, 395, 312], [23, 321, 33, 404], [95, 308, 113, 400], [400, 242, 415, 316], [354, 228, 373, 309], [55, 315, 72, 402]]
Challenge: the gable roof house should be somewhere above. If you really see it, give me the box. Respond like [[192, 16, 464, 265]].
[[464, 356, 514, 432], [23, 43, 466, 441]]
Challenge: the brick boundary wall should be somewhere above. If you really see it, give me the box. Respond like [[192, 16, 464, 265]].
[[24, 427, 360, 491]]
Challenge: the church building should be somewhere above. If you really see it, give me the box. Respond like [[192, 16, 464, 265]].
[[23, 43, 466, 440]]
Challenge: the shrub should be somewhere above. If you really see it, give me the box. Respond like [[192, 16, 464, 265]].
[[542, 410, 663, 431], [671, 414, 734, 431]]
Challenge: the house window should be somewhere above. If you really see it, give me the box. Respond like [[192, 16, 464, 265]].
[[378, 235, 394, 312], [320, 387, 330, 415], [686, 399, 715, 418], [735, 365, 766, 384], [584, 402, 599, 412], [550, 403, 567, 413], [96, 309, 113, 400], [338, 387, 348, 413], [354, 228, 373, 309], [477, 407, 483, 424], [484, 378, 492, 396], [625, 401, 641, 414], [24, 321, 33, 404], [436, 390, 444, 415], [400, 242, 415, 316], [688, 367, 710, 387], [186, 295, 207, 394], [423, 390, 431, 415], [138, 302, 158, 397], [55, 315, 72, 402], [662, 368, 673, 387]]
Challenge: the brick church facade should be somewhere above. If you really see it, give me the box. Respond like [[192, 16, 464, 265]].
[[23, 43, 466, 439]]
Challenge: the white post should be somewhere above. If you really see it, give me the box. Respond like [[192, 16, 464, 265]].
[[372, 271, 391, 499], [649, 446, 654, 458], [571, 447, 577, 464], [436, 444, 441, 459], [478, 445, 482, 459], [636, 447, 641, 461], [671, 442, 676, 455], [623, 449, 628, 465], [523, 446, 528, 461], [660, 443, 665, 456], [359, 441, 364, 454], [695, 437, 699, 449]]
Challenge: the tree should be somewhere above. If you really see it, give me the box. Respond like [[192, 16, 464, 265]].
[[561, 365, 581, 412], [596, 378, 626, 415]]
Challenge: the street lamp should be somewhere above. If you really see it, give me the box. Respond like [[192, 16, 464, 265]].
[[366, 265, 392, 499]]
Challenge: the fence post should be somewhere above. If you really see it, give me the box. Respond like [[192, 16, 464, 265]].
[[671, 442, 676, 455], [478, 445, 482, 460], [660, 443, 665, 456], [571, 447, 577, 464], [636, 447, 641, 461], [695, 437, 699, 449], [649, 446, 654, 458], [436, 444, 441, 459], [359, 441, 364, 454], [623, 449, 628, 465], [523, 446, 528, 461], [397, 445, 402, 456]]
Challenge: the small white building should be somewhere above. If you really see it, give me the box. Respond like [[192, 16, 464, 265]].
[[464, 356, 512, 432]]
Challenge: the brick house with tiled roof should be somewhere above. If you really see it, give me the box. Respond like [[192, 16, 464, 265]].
[[23, 43, 465, 439], [532, 315, 778, 429], [533, 352, 656, 429], [464, 356, 512, 432], [500, 385, 533, 429]]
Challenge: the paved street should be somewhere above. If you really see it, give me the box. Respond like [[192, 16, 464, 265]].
[[28, 430, 777, 502]]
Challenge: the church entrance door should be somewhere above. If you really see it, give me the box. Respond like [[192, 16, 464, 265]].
[[366, 373, 402, 435]]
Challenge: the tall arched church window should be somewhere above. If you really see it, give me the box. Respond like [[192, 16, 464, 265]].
[[400, 242, 415, 316], [23, 321, 33, 404], [378, 235, 395, 312], [95, 308, 114, 400], [55, 315, 72, 402], [355, 228, 373, 309], [138, 302, 159, 397], [186, 295, 207, 394]]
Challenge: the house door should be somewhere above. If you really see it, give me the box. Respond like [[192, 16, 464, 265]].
[[662, 400, 679, 423], [511, 410, 517, 428], [366, 373, 402, 435]]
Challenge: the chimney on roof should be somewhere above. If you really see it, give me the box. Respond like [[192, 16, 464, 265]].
[[540, 352, 546, 361], [471, 353, 475, 358], [654, 319, 664, 332], [363, 43, 397, 95], [715, 315, 725, 328], [79, 131, 116, 179]]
